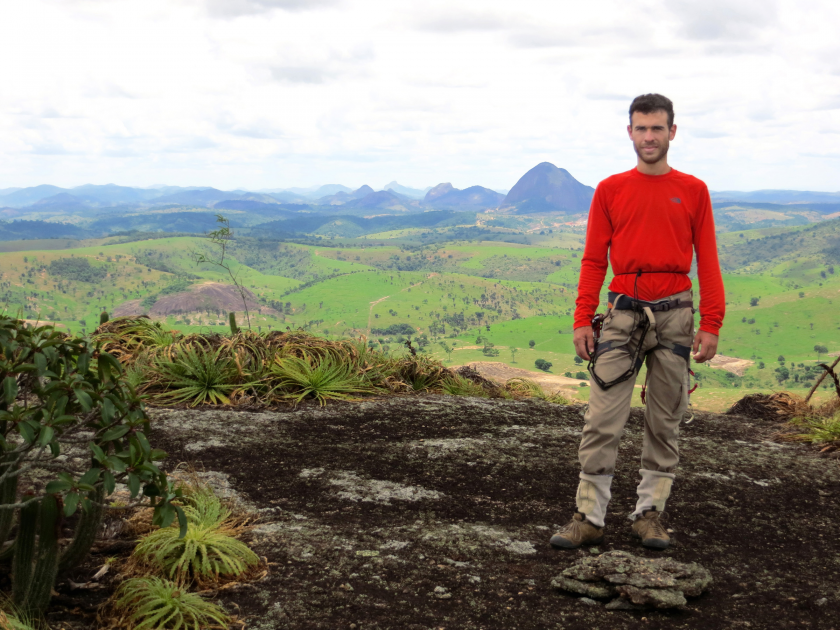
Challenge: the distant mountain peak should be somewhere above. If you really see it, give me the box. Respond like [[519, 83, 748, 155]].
[[422, 184, 503, 210], [424, 183, 456, 203], [502, 163, 594, 214]]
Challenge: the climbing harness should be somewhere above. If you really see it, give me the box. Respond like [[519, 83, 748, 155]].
[[640, 366, 699, 424], [587, 270, 694, 393]]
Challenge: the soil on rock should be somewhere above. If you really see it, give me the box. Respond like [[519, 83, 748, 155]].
[[119, 397, 838, 630]]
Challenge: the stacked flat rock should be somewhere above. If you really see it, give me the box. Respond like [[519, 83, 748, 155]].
[[551, 550, 712, 609]]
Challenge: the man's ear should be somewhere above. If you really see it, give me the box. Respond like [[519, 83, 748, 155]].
[[627, 124, 633, 139], [669, 124, 677, 140]]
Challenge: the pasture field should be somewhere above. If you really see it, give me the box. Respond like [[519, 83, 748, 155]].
[[1, 214, 839, 410]]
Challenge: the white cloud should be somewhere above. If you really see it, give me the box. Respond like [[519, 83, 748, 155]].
[[0, 0, 838, 192], [414, 11, 514, 33], [666, 0, 778, 41], [203, 0, 339, 18], [270, 66, 336, 83]]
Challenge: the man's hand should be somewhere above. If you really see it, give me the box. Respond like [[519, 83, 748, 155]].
[[692, 330, 719, 363], [574, 326, 595, 361]]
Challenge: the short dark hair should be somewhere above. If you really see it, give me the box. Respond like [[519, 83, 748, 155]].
[[629, 94, 674, 128]]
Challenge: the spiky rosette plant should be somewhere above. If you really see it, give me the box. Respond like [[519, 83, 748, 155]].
[[269, 354, 379, 406], [150, 345, 253, 406], [133, 485, 258, 584], [114, 576, 230, 630], [0, 315, 183, 616]]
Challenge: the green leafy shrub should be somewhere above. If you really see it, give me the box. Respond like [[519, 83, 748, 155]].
[[0, 316, 180, 616], [114, 576, 230, 630], [535, 358, 553, 372]]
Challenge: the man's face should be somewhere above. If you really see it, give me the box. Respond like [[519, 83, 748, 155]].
[[627, 110, 677, 165]]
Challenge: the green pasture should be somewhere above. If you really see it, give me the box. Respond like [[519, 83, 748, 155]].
[[0, 216, 838, 412]]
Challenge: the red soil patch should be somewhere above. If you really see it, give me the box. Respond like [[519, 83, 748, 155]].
[[114, 282, 278, 317]]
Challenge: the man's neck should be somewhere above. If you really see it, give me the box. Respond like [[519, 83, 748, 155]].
[[636, 159, 672, 176]]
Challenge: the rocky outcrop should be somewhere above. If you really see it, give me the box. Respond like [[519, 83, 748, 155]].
[[143, 396, 840, 629], [552, 550, 712, 608]]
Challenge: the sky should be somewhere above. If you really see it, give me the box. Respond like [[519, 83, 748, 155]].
[[1, 0, 839, 193]]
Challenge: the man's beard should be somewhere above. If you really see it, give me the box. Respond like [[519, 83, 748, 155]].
[[634, 141, 669, 165]]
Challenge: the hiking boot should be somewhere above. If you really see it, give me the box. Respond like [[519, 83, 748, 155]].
[[631, 509, 670, 549], [550, 513, 604, 549]]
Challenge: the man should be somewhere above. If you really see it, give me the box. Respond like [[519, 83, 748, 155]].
[[550, 93, 725, 550]]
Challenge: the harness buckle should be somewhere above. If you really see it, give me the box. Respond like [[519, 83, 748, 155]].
[[591, 313, 606, 341]]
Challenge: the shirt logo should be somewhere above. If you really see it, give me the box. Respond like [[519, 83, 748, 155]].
[[670, 197, 681, 204]]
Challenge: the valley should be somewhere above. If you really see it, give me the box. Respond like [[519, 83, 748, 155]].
[[2, 212, 838, 412], [3, 163, 839, 412]]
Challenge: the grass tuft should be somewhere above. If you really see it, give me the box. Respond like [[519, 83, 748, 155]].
[[788, 411, 840, 445], [0, 604, 40, 630], [441, 375, 490, 398], [504, 377, 570, 404]]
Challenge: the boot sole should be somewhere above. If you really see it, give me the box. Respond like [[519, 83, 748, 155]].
[[550, 535, 604, 549], [632, 531, 670, 550], [641, 538, 670, 549]]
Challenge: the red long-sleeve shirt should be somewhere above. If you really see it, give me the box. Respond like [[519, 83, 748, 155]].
[[574, 168, 725, 336]]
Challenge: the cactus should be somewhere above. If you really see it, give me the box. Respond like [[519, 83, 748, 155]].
[[229, 312, 239, 335], [100, 310, 110, 325], [0, 454, 19, 545], [59, 485, 105, 573], [11, 497, 39, 607], [26, 494, 61, 615]]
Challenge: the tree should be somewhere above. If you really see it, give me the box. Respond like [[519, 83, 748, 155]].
[[574, 355, 583, 365], [439, 341, 454, 363], [528, 340, 536, 348], [758, 361, 765, 369], [750, 297, 760, 307], [774, 366, 790, 384], [192, 215, 252, 330], [777, 355, 785, 363], [535, 358, 552, 372], [814, 344, 828, 359], [510, 347, 518, 363]]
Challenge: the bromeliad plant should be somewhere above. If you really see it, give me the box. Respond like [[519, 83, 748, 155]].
[[133, 481, 258, 585], [269, 354, 379, 406], [0, 315, 185, 616], [113, 576, 231, 630], [151, 346, 246, 407]]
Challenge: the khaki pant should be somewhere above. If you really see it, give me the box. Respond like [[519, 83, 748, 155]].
[[579, 290, 694, 476]]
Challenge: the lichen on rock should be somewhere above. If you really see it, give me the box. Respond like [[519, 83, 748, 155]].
[[552, 550, 712, 609]]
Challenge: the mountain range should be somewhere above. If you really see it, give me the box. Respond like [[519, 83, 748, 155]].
[[2, 166, 839, 217]]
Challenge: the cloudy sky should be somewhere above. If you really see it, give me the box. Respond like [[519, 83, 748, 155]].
[[1, 0, 838, 192]]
